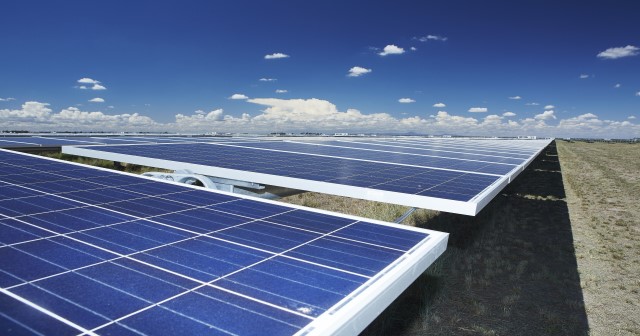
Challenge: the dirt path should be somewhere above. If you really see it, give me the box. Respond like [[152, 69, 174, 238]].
[[557, 141, 640, 335]]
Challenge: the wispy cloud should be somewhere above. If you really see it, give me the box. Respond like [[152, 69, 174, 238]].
[[88, 97, 105, 103], [525, 102, 540, 106], [597, 45, 639, 59], [275, 89, 288, 93], [229, 93, 249, 100], [0, 97, 15, 102], [636, 91, 640, 97], [415, 35, 448, 42], [503, 112, 516, 117], [347, 66, 372, 77], [378, 44, 405, 56], [615, 83, 621, 88], [579, 74, 590, 79], [628, 116, 636, 120], [544, 105, 555, 109], [78, 77, 101, 84], [259, 78, 277, 82], [398, 98, 415, 103], [433, 102, 446, 108], [508, 96, 521, 100], [468, 107, 488, 113], [264, 52, 289, 60]]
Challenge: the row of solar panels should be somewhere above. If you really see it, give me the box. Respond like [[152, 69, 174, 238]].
[[0, 148, 447, 335], [63, 137, 553, 215], [0, 135, 262, 149]]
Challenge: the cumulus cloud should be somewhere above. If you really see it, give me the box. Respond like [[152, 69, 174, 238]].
[[597, 45, 639, 59], [347, 66, 372, 77], [259, 78, 277, 82], [275, 89, 288, 93], [415, 35, 448, 42], [433, 102, 446, 108], [264, 52, 289, 60], [503, 112, 516, 117], [544, 105, 555, 109], [508, 96, 521, 100], [468, 107, 488, 113], [580, 74, 589, 79], [378, 45, 405, 56], [0, 97, 16, 101], [229, 93, 249, 100], [78, 78, 101, 84], [398, 98, 415, 103], [535, 110, 556, 120], [89, 98, 105, 103], [92, 84, 106, 90], [0, 101, 159, 131]]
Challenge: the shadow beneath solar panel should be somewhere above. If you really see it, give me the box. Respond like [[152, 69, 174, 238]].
[[362, 142, 589, 336]]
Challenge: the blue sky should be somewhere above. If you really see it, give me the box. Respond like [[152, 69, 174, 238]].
[[1, 0, 639, 137]]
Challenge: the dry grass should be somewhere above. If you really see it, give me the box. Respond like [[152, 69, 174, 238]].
[[556, 141, 640, 335]]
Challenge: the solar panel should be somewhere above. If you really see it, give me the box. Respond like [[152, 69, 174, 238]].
[[0, 136, 263, 150], [63, 138, 552, 215], [0, 148, 447, 335]]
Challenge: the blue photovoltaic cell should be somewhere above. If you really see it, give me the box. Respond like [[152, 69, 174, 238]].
[[0, 149, 443, 335]]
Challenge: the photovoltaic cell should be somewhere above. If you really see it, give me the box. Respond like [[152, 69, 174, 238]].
[[0, 149, 447, 335]]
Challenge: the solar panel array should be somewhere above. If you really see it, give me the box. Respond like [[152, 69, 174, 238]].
[[0, 149, 447, 335], [0, 135, 259, 149], [64, 138, 552, 215]]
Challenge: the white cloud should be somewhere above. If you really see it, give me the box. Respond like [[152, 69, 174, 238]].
[[636, 91, 640, 97], [347, 66, 372, 77], [508, 96, 521, 100], [468, 107, 488, 113], [89, 98, 105, 103], [264, 52, 289, 60], [77, 86, 88, 90], [535, 110, 556, 120], [259, 78, 277, 82], [378, 44, 405, 56], [525, 102, 540, 106], [3, 99, 638, 138], [275, 89, 288, 93], [92, 84, 106, 90], [416, 35, 448, 42], [597, 45, 639, 59], [580, 74, 589, 79], [107, 105, 114, 109], [503, 112, 516, 117], [544, 105, 555, 109], [77, 78, 100, 84], [0, 97, 16, 101], [615, 83, 621, 88], [398, 98, 415, 103], [628, 116, 636, 120], [0, 102, 159, 131], [410, 47, 417, 51], [433, 102, 446, 108], [229, 93, 249, 100]]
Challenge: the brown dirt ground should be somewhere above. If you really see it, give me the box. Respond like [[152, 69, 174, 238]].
[[281, 140, 640, 335]]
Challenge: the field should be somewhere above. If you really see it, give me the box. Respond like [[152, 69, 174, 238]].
[[35, 140, 639, 335], [282, 141, 640, 335]]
